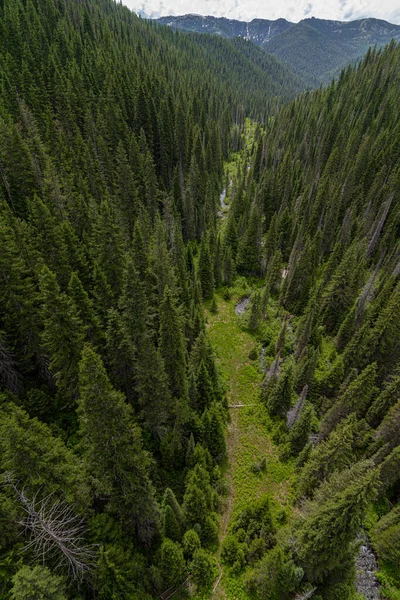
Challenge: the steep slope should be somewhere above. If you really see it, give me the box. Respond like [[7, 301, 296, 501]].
[[175, 33, 308, 108], [262, 20, 352, 82], [263, 17, 400, 82], [155, 14, 400, 84], [156, 14, 292, 44], [219, 41, 400, 599]]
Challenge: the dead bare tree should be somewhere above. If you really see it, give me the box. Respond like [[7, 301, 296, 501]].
[[4, 474, 95, 580], [367, 193, 394, 257], [355, 257, 383, 321], [287, 385, 309, 429]]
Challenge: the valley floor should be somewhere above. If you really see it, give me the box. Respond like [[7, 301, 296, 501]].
[[206, 294, 294, 599]]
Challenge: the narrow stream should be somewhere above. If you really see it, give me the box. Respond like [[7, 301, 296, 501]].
[[355, 533, 380, 599], [235, 297, 250, 315]]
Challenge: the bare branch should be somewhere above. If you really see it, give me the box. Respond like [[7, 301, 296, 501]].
[[4, 473, 95, 580]]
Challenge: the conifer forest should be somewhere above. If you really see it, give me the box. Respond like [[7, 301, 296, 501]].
[[0, 0, 400, 598]]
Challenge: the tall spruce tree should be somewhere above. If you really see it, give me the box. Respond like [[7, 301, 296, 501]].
[[77, 345, 160, 544]]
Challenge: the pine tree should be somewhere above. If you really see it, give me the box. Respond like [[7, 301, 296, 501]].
[[114, 141, 138, 236], [366, 372, 400, 427], [210, 294, 218, 314], [159, 539, 186, 590], [372, 505, 400, 569], [267, 360, 294, 418], [105, 308, 136, 401], [297, 414, 361, 497], [195, 360, 215, 413], [38, 266, 84, 404], [186, 433, 196, 468], [10, 565, 67, 600], [131, 220, 149, 280], [190, 549, 218, 592], [189, 331, 221, 401], [201, 403, 226, 461], [237, 204, 262, 275], [68, 272, 102, 345], [283, 237, 314, 314], [159, 287, 188, 401], [295, 461, 379, 582], [321, 242, 365, 333], [245, 545, 303, 600], [265, 249, 282, 296], [183, 464, 213, 527], [77, 345, 160, 543], [289, 404, 314, 455], [319, 362, 378, 438], [198, 236, 215, 299], [90, 200, 125, 298], [135, 334, 173, 436], [118, 254, 148, 345], [224, 216, 238, 258], [0, 401, 87, 505]]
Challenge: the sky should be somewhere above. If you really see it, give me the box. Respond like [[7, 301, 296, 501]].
[[122, 0, 400, 24]]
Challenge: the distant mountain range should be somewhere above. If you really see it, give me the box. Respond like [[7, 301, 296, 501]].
[[155, 15, 400, 83]]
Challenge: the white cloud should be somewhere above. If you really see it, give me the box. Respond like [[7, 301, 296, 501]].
[[122, 0, 400, 24]]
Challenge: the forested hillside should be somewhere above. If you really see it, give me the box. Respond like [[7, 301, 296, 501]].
[[156, 14, 400, 84], [0, 0, 399, 598], [217, 42, 400, 600]]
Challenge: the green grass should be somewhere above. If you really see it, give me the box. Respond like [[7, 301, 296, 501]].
[[206, 291, 294, 599]]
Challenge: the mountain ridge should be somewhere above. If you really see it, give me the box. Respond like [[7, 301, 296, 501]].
[[154, 14, 400, 83]]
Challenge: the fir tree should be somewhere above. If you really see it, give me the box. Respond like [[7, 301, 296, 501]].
[[38, 266, 84, 404], [159, 286, 188, 401], [295, 461, 379, 583], [159, 539, 186, 590], [267, 360, 294, 418], [198, 236, 215, 299], [77, 345, 160, 543], [201, 403, 226, 461], [195, 360, 215, 413], [237, 204, 262, 275], [289, 403, 314, 455]]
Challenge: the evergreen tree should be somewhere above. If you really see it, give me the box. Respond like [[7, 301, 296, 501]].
[[198, 236, 215, 299], [366, 372, 400, 427], [289, 404, 314, 455], [201, 403, 226, 461], [297, 414, 362, 497], [38, 266, 84, 404], [0, 401, 87, 505], [237, 204, 262, 275], [319, 362, 378, 438], [267, 360, 294, 418], [68, 272, 102, 345], [295, 461, 379, 582], [190, 549, 218, 593], [10, 566, 67, 600], [322, 242, 365, 334], [159, 539, 186, 590], [77, 345, 160, 543], [195, 360, 215, 413], [135, 335, 172, 436], [118, 255, 149, 345], [245, 546, 303, 600], [159, 287, 188, 400], [372, 506, 400, 569]]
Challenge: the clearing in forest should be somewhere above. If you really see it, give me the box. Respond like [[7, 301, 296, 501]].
[[206, 295, 294, 599]]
